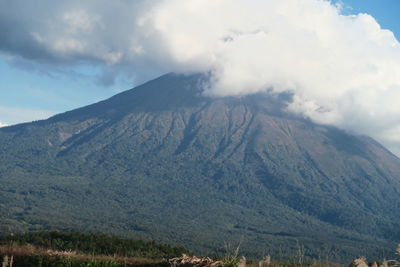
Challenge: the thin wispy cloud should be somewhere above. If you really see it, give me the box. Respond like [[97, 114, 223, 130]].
[[0, 0, 400, 155]]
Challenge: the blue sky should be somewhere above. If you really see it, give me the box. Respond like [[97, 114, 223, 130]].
[[0, 60, 127, 125], [336, 0, 400, 36], [0, 0, 399, 126]]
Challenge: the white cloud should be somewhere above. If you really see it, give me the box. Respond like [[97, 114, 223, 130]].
[[0, 106, 56, 126], [1, 0, 400, 155]]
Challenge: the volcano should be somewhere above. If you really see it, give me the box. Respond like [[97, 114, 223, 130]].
[[1, 74, 399, 262]]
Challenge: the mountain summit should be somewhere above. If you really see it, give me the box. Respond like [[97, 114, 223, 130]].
[[1, 74, 399, 261]]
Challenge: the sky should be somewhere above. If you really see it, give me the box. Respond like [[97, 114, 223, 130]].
[[0, 0, 400, 154]]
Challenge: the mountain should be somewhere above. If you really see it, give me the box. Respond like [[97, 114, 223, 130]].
[[0, 73, 399, 262]]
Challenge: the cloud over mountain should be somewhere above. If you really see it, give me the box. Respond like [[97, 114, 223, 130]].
[[0, 0, 400, 154]]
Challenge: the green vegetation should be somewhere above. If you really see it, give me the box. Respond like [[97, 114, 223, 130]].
[[220, 243, 241, 267], [0, 231, 397, 267], [0, 245, 168, 267], [0, 231, 188, 259], [0, 231, 186, 267], [1, 252, 166, 267]]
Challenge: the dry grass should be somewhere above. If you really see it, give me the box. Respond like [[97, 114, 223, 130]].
[[244, 262, 341, 267], [0, 244, 166, 265]]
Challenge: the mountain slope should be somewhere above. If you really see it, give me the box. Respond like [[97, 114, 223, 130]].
[[0, 74, 399, 262]]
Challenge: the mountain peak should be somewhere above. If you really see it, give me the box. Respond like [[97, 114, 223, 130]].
[[48, 73, 206, 122]]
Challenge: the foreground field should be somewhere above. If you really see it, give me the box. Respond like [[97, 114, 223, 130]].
[[2, 243, 399, 267], [0, 244, 341, 267], [1, 244, 168, 267], [1, 231, 398, 267], [0, 231, 184, 266]]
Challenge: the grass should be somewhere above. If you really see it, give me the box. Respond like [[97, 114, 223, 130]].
[[1, 243, 343, 267], [0, 244, 168, 267], [221, 242, 241, 267], [386, 245, 400, 267], [214, 243, 341, 267], [1, 234, 398, 267]]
